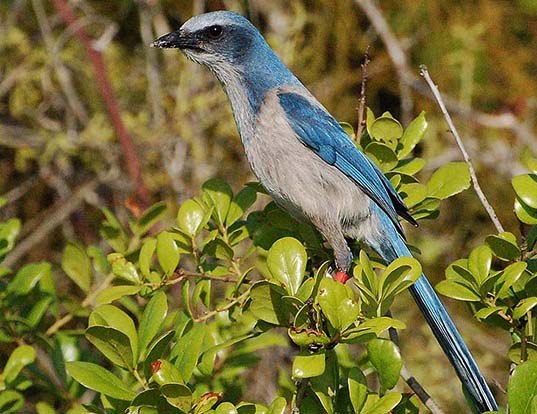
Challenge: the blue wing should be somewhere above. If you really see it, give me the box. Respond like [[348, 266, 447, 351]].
[[278, 92, 416, 237]]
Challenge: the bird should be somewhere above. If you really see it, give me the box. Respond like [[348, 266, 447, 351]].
[[152, 11, 498, 412]]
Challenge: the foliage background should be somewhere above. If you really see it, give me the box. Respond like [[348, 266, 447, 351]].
[[0, 0, 536, 412]]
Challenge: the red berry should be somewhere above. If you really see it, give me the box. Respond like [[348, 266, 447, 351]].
[[334, 271, 349, 284], [150, 359, 162, 374]]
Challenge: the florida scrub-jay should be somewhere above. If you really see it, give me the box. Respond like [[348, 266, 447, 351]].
[[152, 11, 497, 412]]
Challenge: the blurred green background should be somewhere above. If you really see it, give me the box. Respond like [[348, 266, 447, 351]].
[[1, 0, 536, 410]]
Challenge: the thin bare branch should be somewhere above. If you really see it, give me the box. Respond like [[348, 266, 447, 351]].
[[388, 326, 446, 414], [420, 66, 505, 234], [31, 0, 89, 124], [354, 0, 536, 148], [138, 0, 164, 126], [3, 179, 98, 268], [354, 0, 413, 124], [51, 0, 150, 208], [355, 46, 370, 141], [1, 176, 38, 206]]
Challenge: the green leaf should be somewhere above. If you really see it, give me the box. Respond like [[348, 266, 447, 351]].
[[348, 367, 368, 413], [288, 327, 329, 348], [362, 393, 402, 414], [144, 330, 175, 378], [139, 238, 157, 278], [468, 245, 492, 285], [509, 342, 537, 364], [367, 339, 402, 390], [512, 174, 537, 209], [379, 256, 421, 303], [36, 402, 55, 414], [249, 281, 291, 325], [90, 304, 138, 362], [399, 183, 428, 208], [369, 116, 403, 147], [0, 218, 21, 259], [392, 158, 426, 176], [215, 402, 238, 414], [398, 111, 427, 157], [133, 202, 167, 236], [108, 253, 141, 283], [496, 262, 527, 299], [173, 323, 207, 383], [161, 383, 192, 411], [436, 280, 481, 301], [427, 162, 470, 199], [138, 291, 168, 361], [513, 297, 537, 320], [177, 199, 208, 236], [100, 207, 128, 253], [364, 142, 398, 170], [226, 186, 257, 227], [66, 361, 136, 400], [3, 345, 35, 384], [485, 232, 520, 261], [88, 245, 111, 274], [156, 231, 180, 276], [317, 278, 359, 331], [515, 197, 537, 225], [204, 239, 234, 261], [474, 306, 507, 321], [194, 392, 221, 414], [266, 237, 307, 295], [86, 326, 134, 369], [309, 350, 338, 414], [7, 262, 51, 295], [292, 352, 326, 379], [365, 107, 376, 137], [130, 388, 162, 410], [0, 390, 23, 413], [95, 285, 141, 305], [507, 360, 537, 414], [266, 397, 287, 414], [202, 178, 233, 226], [26, 296, 54, 327]]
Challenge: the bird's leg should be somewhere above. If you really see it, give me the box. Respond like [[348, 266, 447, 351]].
[[312, 219, 353, 283]]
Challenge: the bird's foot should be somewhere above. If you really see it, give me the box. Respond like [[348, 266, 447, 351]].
[[334, 271, 349, 284]]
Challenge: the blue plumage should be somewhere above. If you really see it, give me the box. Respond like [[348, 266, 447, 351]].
[[278, 91, 413, 236], [153, 11, 498, 412]]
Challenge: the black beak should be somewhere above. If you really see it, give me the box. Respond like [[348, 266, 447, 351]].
[[151, 30, 200, 50]]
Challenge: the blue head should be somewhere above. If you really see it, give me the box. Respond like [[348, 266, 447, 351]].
[[153, 11, 301, 114]]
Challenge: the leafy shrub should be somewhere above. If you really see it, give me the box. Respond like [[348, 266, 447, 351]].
[[0, 112, 535, 413]]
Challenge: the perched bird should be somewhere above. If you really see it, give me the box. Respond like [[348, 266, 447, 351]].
[[153, 11, 497, 412]]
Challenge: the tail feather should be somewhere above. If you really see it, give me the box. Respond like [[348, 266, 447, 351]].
[[377, 235, 498, 412]]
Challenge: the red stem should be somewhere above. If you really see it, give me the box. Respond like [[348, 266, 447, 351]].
[[52, 0, 150, 208]]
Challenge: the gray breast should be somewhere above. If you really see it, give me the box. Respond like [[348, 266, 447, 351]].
[[246, 87, 373, 237]]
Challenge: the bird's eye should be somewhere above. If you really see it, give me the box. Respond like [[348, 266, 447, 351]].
[[207, 25, 223, 39]]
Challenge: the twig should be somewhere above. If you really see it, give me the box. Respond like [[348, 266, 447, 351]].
[[138, 0, 164, 126], [420, 66, 505, 234], [193, 288, 251, 323], [1, 176, 38, 206], [354, 0, 536, 149], [46, 272, 116, 336], [355, 0, 413, 124], [51, 0, 150, 208], [31, 0, 89, 125], [355, 46, 370, 141], [3, 180, 98, 268], [388, 326, 445, 414], [173, 269, 239, 284]]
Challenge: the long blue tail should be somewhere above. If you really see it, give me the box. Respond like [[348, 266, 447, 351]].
[[375, 233, 498, 412]]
